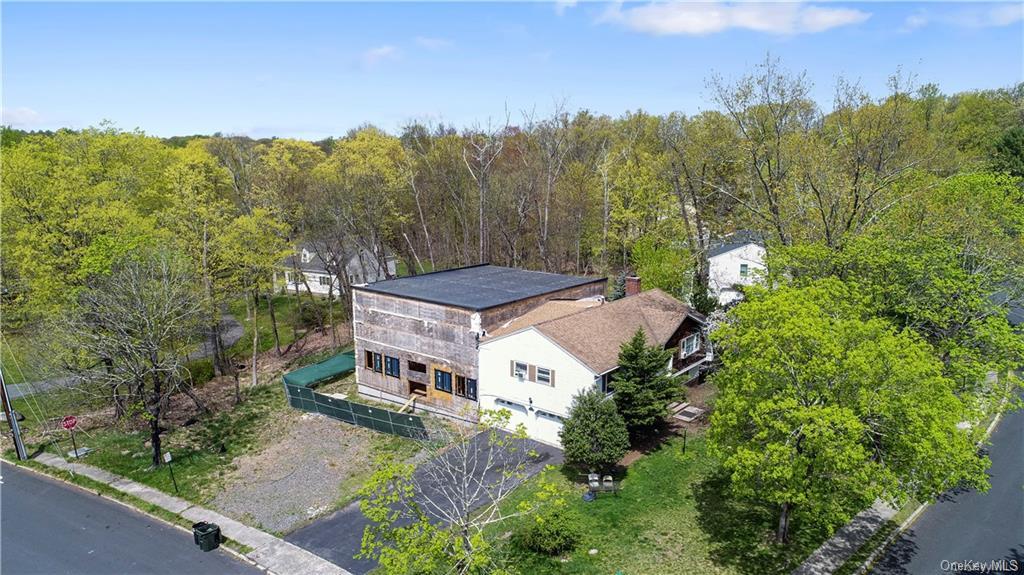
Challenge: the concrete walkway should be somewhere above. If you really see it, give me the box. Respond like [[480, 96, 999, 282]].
[[792, 501, 897, 575], [34, 453, 349, 575]]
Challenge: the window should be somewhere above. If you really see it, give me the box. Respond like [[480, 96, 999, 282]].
[[455, 375, 467, 398], [740, 263, 749, 278], [318, 275, 332, 286], [496, 398, 526, 412], [513, 361, 528, 378], [536, 367, 553, 386], [466, 378, 477, 401], [301, 249, 312, 264], [408, 360, 427, 374], [365, 350, 374, 369], [536, 410, 564, 423], [384, 356, 400, 378], [373, 352, 383, 373], [681, 334, 700, 358], [434, 369, 452, 393]]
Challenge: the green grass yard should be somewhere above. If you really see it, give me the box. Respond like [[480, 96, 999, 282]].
[[496, 435, 829, 575], [9, 382, 288, 504]]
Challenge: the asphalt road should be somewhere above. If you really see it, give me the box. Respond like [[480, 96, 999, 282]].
[[871, 403, 1024, 575], [0, 462, 260, 575]]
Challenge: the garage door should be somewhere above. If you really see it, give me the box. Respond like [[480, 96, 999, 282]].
[[494, 398, 564, 447]]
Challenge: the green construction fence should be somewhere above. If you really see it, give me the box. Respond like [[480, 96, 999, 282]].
[[282, 351, 429, 440]]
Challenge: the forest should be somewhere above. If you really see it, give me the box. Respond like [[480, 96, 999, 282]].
[[2, 59, 1023, 468]]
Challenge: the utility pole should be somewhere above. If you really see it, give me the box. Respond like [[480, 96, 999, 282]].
[[0, 367, 28, 460]]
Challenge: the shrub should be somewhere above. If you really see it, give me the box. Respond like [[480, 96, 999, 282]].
[[560, 387, 630, 472], [513, 505, 582, 556]]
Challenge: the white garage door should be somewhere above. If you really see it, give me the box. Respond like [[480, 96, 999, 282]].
[[495, 398, 564, 447]]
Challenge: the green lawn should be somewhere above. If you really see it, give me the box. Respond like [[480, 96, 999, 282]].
[[9, 382, 288, 504], [495, 435, 829, 575]]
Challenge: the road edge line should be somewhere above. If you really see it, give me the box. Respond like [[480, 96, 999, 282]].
[[0, 456, 269, 574], [852, 406, 1008, 575]]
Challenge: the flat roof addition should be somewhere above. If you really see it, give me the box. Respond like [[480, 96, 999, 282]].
[[353, 264, 606, 311]]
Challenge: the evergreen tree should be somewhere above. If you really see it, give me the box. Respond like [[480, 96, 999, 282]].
[[611, 329, 679, 437], [609, 271, 627, 301], [560, 388, 631, 472]]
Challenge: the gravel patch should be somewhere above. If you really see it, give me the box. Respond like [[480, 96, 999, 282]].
[[209, 410, 392, 535]]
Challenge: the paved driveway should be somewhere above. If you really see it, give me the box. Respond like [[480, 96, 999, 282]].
[[286, 431, 562, 575], [871, 401, 1024, 575]]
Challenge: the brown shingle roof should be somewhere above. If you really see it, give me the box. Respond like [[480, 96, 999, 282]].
[[534, 289, 699, 374]]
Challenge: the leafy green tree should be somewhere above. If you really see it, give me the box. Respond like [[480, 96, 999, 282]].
[[611, 329, 678, 437], [767, 173, 1024, 410], [217, 208, 291, 383], [630, 235, 691, 299], [0, 126, 174, 319], [992, 126, 1024, 177], [709, 280, 990, 544], [560, 388, 630, 472], [359, 411, 560, 575]]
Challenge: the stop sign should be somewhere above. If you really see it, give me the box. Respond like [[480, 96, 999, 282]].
[[60, 415, 78, 430]]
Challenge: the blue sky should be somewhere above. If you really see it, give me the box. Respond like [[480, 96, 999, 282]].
[[3, 2, 1022, 139]]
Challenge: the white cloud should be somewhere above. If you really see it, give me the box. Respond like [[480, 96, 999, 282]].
[[554, 0, 578, 16], [601, 2, 870, 36], [900, 3, 1022, 32], [962, 3, 1024, 28], [361, 45, 400, 67], [414, 36, 454, 50], [2, 107, 42, 128], [901, 10, 929, 32]]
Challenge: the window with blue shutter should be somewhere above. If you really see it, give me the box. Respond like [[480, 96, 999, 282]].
[[373, 352, 382, 373], [467, 378, 477, 401]]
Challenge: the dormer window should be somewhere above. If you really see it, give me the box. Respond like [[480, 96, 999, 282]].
[[300, 249, 312, 264]]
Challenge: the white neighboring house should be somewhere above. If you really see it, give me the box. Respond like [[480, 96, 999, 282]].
[[707, 230, 766, 306], [478, 288, 707, 447], [282, 244, 397, 296]]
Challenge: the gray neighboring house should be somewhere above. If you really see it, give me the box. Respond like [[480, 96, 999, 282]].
[[282, 243, 397, 296]]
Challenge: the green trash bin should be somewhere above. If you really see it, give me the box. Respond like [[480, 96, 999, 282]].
[[192, 521, 221, 552]]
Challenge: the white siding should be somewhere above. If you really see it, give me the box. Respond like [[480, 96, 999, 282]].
[[283, 271, 339, 295], [708, 243, 766, 306], [478, 328, 599, 447]]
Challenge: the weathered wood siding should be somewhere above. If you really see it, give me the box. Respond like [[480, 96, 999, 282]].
[[352, 277, 608, 421]]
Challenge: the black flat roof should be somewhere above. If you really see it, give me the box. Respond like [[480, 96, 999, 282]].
[[354, 264, 606, 311]]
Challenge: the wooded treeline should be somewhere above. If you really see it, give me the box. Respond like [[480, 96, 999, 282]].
[[5, 61, 1023, 331]]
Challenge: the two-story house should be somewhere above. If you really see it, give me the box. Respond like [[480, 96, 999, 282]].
[[707, 230, 766, 306], [477, 286, 707, 447], [351, 264, 607, 422], [283, 243, 397, 296]]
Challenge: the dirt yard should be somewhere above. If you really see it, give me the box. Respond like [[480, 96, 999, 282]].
[[208, 406, 419, 535]]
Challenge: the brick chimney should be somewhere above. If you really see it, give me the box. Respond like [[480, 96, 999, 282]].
[[625, 276, 641, 297]]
